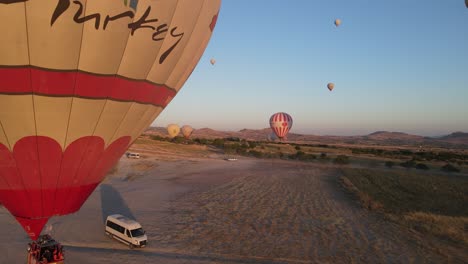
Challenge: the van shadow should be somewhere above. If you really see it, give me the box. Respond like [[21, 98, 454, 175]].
[[100, 184, 136, 223]]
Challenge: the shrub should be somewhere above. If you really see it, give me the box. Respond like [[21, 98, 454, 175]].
[[334, 155, 350, 165], [248, 141, 257, 149], [172, 136, 184, 144], [295, 145, 301, 150], [385, 161, 395, 168], [248, 150, 263, 158], [194, 138, 209, 145], [441, 163, 460, 173], [236, 147, 248, 155], [320, 153, 327, 159], [400, 159, 416, 168], [415, 163, 429, 170], [150, 135, 164, 141], [212, 138, 225, 148]]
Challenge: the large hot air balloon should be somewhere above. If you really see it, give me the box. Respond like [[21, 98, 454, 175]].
[[0, 0, 221, 240], [327, 83, 335, 91], [269, 112, 293, 140], [167, 124, 180, 139], [210, 58, 216, 65], [181, 125, 194, 139], [334, 19, 341, 27]]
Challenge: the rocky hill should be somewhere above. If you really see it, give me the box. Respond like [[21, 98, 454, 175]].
[[144, 127, 468, 149]]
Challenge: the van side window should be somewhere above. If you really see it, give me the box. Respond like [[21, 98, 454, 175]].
[[126, 230, 131, 237], [107, 220, 125, 234]]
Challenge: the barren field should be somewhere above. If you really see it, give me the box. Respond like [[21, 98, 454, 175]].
[[0, 141, 466, 263]]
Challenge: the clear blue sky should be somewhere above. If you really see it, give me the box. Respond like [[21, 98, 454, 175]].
[[154, 0, 468, 136]]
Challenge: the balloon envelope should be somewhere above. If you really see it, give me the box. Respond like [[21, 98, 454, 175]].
[[181, 125, 194, 139], [466, 0, 468, 8], [167, 124, 181, 139], [0, 0, 220, 240], [334, 19, 341, 27], [269, 112, 293, 140], [327, 83, 335, 91]]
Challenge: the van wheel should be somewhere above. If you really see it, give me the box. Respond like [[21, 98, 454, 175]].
[[129, 243, 134, 249]]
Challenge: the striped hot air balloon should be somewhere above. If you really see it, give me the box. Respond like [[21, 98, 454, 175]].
[[0, 0, 221, 240], [269, 112, 293, 140]]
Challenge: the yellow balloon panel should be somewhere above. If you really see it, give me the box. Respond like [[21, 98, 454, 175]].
[[78, 0, 133, 74], [65, 98, 106, 148], [128, 106, 163, 142], [26, 0, 84, 69], [147, 0, 205, 85], [117, 0, 178, 80], [34, 96, 73, 149], [0, 95, 36, 150], [109, 103, 151, 143], [93, 100, 133, 148], [0, 122, 9, 150], [0, 3, 28, 65]]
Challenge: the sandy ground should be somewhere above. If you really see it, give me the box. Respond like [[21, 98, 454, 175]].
[[0, 146, 466, 263]]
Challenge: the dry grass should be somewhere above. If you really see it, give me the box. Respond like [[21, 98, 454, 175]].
[[341, 168, 468, 246], [403, 212, 468, 245], [123, 172, 143, 182], [131, 161, 156, 172], [340, 176, 383, 211], [107, 162, 119, 175]]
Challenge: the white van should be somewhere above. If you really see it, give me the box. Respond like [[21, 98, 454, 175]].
[[105, 214, 147, 248], [126, 152, 140, 159]]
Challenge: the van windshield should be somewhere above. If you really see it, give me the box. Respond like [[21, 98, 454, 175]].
[[131, 228, 145, 237]]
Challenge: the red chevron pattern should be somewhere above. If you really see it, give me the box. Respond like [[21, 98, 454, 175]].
[[269, 112, 293, 139]]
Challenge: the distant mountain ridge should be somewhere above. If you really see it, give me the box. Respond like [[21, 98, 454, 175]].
[[144, 127, 468, 149]]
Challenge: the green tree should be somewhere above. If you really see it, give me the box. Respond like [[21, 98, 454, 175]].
[[212, 138, 225, 148], [385, 161, 395, 168], [333, 155, 350, 165], [441, 163, 460, 172], [415, 163, 429, 170]]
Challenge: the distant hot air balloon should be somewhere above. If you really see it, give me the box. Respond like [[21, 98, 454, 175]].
[[334, 19, 341, 27], [269, 112, 293, 140], [167, 124, 181, 139], [181, 125, 194, 139], [327, 83, 335, 91], [0, 0, 221, 240], [210, 58, 216, 65]]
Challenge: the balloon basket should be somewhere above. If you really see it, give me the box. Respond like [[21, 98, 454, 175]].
[[27, 235, 64, 264]]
